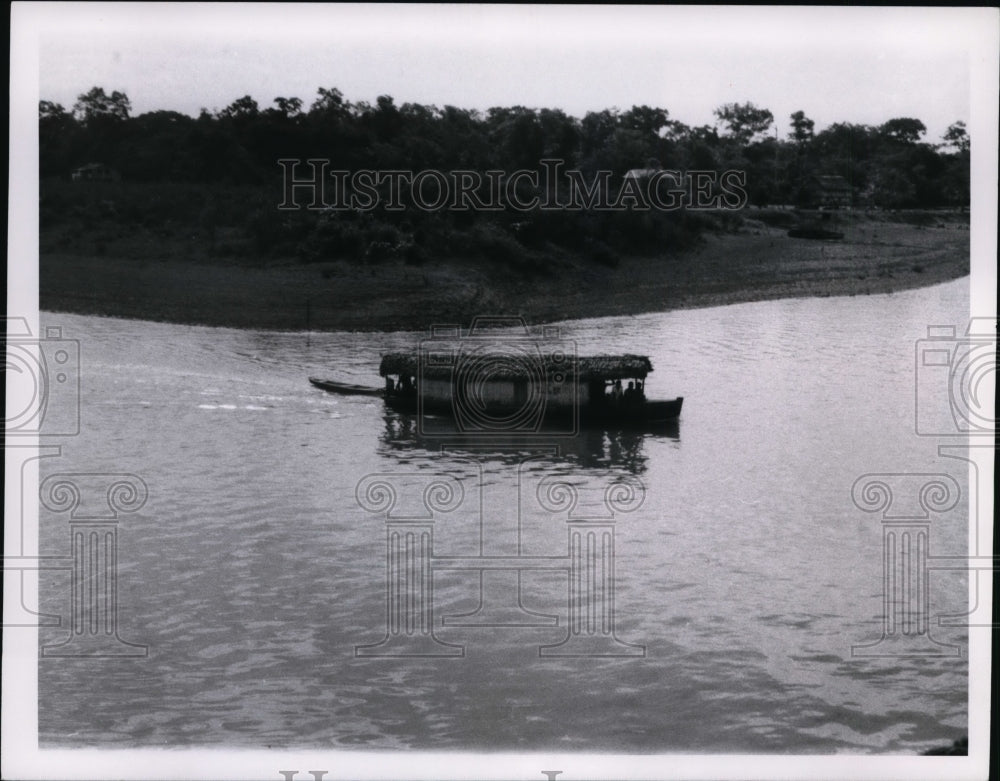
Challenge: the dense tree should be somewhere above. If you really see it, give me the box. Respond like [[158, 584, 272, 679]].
[[271, 97, 303, 119], [311, 87, 346, 114], [579, 109, 619, 166], [72, 87, 131, 124], [714, 102, 774, 144], [38, 85, 971, 265], [620, 105, 669, 138], [942, 121, 969, 153], [811, 122, 876, 189], [789, 111, 815, 143], [39, 101, 79, 175], [218, 95, 260, 121], [879, 117, 927, 145], [40, 100, 69, 122]]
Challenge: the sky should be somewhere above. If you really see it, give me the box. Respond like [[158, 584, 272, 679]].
[[23, 4, 991, 145]]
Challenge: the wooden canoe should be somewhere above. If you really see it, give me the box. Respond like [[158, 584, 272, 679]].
[[308, 377, 384, 397]]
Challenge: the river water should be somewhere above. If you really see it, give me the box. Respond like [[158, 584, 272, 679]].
[[37, 278, 971, 753]]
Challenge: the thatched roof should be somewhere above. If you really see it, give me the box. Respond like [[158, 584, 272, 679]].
[[380, 352, 653, 380]]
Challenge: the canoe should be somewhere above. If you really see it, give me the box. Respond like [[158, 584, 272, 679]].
[[308, 377, 384, 396]]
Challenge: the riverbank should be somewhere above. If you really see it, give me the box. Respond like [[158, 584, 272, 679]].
[[40, 211, 969, 332]]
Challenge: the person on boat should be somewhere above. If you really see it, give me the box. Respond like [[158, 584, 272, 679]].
[[612, 380, 623, 403], [624, 380, 637, 404]]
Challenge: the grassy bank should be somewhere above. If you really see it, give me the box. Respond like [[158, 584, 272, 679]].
[[40, 209, 969, 332]]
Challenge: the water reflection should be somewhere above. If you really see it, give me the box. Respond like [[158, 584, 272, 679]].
[[377, 410, 679, 474]]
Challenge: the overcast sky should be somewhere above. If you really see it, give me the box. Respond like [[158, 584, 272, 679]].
[[23, 4, 991, 144]]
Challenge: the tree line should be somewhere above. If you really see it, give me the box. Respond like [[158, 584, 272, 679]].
[[39, 86, 969, 266]]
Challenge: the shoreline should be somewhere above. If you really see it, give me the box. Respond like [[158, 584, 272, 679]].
[[40, 271, 968, 336], [40, 217, 969, 333]]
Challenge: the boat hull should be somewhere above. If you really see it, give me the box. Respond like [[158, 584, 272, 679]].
[[308, 377, 384, 396], [382, 394, 682, 429], [310, 378, 683, 429]]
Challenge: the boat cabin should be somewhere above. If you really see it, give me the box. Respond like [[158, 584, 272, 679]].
[[378, 352, 658, 415], [306, 352, 680, 427]]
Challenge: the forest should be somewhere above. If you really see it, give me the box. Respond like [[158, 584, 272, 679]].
[[39, 86, 970, 268]]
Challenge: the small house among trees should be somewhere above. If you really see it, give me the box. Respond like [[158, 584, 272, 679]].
[[71, 163, 120, 182]]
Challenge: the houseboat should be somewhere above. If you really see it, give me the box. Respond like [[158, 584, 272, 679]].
[[310, 352, 682, 430]]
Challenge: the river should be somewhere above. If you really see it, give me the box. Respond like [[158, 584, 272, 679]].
[[37, 278, 971, 753]]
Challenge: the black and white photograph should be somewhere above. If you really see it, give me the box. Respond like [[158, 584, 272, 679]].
[[4, 4, 997, 780]]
